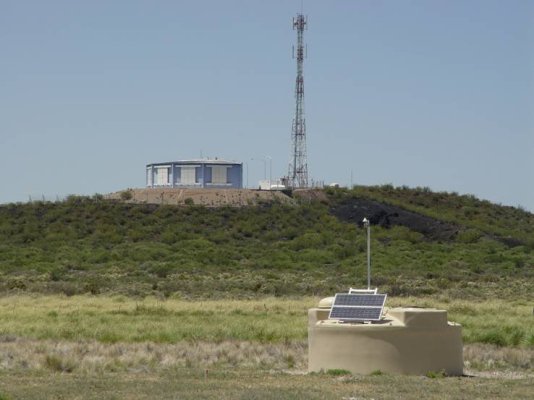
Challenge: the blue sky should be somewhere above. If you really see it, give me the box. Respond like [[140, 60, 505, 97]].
[[1, 0, 533, 210]]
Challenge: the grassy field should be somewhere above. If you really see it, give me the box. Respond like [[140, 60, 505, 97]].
[[1, 295, 533, 348], [0, 295, 533, 399], [1, 368, 533, 400]]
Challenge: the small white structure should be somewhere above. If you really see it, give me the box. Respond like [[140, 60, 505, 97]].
[[258, 179, 286, 191]]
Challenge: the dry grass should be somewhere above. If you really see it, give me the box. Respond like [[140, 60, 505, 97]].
[[1, 337, 533, 376], [464, 344, 534, 372], [0, 338, 306, 373]]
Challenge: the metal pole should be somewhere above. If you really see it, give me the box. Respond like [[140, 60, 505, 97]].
[[266, 156, 272, 188], [367, 222, 371, 289], [363, 218, 371, 289], [269, 158, 272, 187], [256, 158, 266, 180]]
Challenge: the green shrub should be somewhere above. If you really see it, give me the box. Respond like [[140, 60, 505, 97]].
[[120, 190, 133, 201], [457, 229, 482, 244]]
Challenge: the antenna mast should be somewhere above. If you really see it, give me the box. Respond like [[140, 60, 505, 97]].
[[288, 13, 308, 189]]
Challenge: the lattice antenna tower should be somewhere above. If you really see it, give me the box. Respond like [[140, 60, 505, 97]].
[[288, 13, 308, 188]]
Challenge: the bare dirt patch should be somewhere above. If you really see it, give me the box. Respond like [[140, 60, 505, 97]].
[[105, 188, 294, 207]]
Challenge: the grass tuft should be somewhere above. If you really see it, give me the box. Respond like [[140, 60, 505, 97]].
[[326, 369, 352, 376], [370, 369, 384, 376], [425, 370, 447, 379], [45, 354, 76, 373]]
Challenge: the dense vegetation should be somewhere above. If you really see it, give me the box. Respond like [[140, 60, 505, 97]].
[[0, 186, 532, 299]]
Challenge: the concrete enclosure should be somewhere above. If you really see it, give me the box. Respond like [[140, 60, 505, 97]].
[[308, 298, 463, 376], [146, 159, 243, 189]]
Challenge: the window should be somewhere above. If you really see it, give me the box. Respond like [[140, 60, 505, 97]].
[[181, 166, 196, 184], [211, 166, 228, 184], [156, 167, 169, 185]]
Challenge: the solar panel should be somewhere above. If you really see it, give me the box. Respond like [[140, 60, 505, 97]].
[[334, 294, 386, 307], [328, 293, 387, 322], [329, 307, 383, 321]]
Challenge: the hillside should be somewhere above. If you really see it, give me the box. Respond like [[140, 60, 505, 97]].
[[0, 186, 532, 299]]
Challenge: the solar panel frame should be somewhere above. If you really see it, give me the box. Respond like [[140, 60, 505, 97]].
[[349, 287, 377, 294], [328, 293, 387, 322]]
